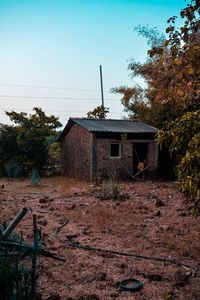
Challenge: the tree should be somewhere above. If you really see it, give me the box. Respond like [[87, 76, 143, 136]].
[[0, 124, 21, 176], [0, 107, 62, 175], [87, 105, 109, 119], [113, 0, 200, 210], [157, 0, 200, 211], [113, 1, 200, 128], [134, 25, 166, 48]]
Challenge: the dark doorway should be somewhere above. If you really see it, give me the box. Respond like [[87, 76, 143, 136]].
[[133, 143, 148, 174]]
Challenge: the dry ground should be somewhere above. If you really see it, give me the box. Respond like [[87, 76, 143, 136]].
[[0, 177, 200, 300]]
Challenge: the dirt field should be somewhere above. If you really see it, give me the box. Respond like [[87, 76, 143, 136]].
[[0, 177, 200, 300]]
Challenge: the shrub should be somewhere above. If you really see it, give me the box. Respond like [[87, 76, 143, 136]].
[[98, 177, 129, 201], [158, 111, 200, 214]]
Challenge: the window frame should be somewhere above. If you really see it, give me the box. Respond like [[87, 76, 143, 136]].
[[110, 143, 121, 159]]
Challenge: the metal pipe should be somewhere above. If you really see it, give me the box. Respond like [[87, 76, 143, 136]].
[[2, 207, 28, 238]]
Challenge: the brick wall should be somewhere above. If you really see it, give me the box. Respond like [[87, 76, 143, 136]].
[[95, 138, 158, 178], [95, 139, 133, 178], [147, 141, 158, 170], [61, 124, 92, 180]]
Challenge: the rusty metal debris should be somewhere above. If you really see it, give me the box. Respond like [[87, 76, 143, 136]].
[[0, 208, 65, 300]]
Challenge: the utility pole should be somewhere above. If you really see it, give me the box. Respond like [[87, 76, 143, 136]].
[[99, 65, 104, 108]]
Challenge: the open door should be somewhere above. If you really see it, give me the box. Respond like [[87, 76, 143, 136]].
[[133, 143, 148, 174]]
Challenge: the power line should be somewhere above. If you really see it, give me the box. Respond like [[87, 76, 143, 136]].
[[0, 107, 122, 115], [0, 83, 109, 93], [0, 94, 120, 101]]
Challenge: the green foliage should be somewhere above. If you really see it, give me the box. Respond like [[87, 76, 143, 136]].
[[99, 177, 129, 201], [45, 135, 58, 146], [113, 0, 200, 188], [0, 107, 62, 175], [163, 290, 173, 300], [87, 105, 109, 119], [0, 255, 32, 300], [47, 142, 61, 176], [31, 169, 41, 185], [113, 1, 200, 128], [4, 160, 22, 179], [0, 124, 20, 176], [134, 25, 166, 48], [158, 111, 200, 213]]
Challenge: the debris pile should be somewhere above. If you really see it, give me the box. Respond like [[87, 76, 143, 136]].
[[0, 208, 65, 300]]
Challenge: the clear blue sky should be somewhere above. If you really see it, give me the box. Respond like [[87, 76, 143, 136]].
[[0, 0, 187, 127]]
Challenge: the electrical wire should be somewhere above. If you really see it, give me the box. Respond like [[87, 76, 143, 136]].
[[0, 83, 101, 92], [0, 94, 120, 101], [0, 107, 122, 115]]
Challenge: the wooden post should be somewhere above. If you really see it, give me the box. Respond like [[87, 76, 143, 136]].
[[100, 65, 104, 108]]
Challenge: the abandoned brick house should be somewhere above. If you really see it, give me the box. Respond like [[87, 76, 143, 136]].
[[58, 118, 158, 181]]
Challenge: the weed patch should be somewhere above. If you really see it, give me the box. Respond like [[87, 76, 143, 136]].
[[98, 179, 129, 201]]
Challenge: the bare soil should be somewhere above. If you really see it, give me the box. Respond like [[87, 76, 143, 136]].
[[0, 177, 200, 300]]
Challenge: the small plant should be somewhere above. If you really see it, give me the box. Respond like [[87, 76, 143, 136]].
[[98, 177, 129, 201], [163, 290, 173, 300], [31, 169, 41, 185]]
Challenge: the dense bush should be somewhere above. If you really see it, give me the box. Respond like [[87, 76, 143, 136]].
[[158, 111, 200, 214], [0, 107, 62, 176]]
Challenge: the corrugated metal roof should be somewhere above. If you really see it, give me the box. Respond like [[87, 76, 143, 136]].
[[72, 118, 158, 133], [58, 118, 158, 141]]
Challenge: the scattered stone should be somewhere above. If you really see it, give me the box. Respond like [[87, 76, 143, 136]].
[[49, 207, 55, 211], [149, 193, 157, 200], [69, 204, 76, 210], [159, 225, 170, 231], [119, 262, 127, 269], [146, 274, 162, 281], [39, 197, 48, 204], [139, 205, 149, 211], [179, 211, 187, 217], [153, 210, 161, 217], [96, 272, 107, 281], [155, 198, 164, 207], [144, 218, 154, 223]]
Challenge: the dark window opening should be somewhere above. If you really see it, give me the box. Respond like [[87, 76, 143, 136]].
[[110, 143, 121, 158]]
